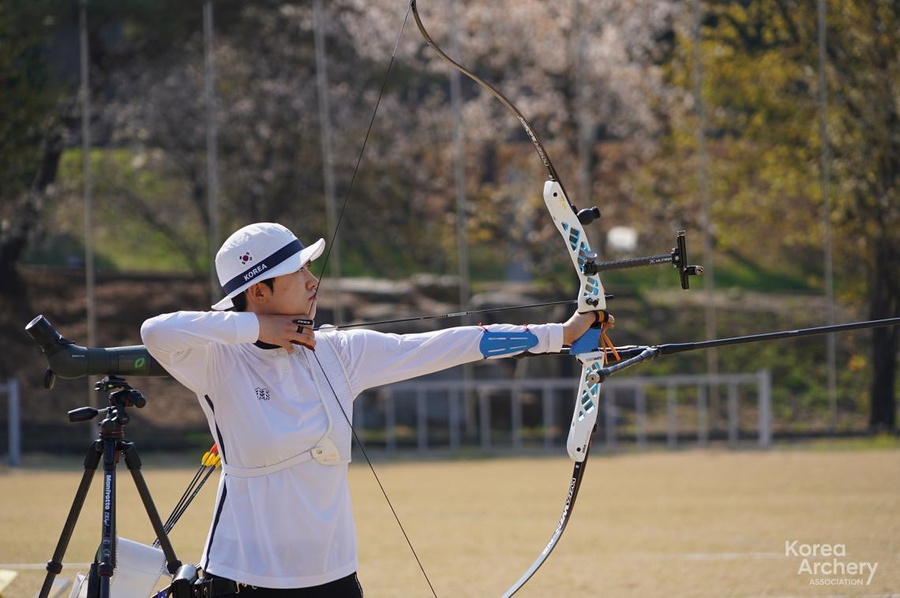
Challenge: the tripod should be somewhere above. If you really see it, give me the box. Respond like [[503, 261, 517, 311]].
[[39, 376, 182, 598]]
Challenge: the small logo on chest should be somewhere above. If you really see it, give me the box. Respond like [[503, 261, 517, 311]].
[[255, 387, 271, 401]]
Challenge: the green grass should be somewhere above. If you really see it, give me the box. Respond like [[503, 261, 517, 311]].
[[25, 147, 208, 274], [801, 434, 900, 452]]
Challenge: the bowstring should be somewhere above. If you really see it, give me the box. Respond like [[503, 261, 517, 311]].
[[316, 5, 410, 284], [312, 351, 438, 598], [306, 4, 439, 597]]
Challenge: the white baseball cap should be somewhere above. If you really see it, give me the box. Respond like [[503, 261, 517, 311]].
[[212, 222, 325, 310]]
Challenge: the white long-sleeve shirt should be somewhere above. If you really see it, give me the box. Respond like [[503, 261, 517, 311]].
[[141, 311, 563, 588]]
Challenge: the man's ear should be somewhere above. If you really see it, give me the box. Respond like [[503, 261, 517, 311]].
[[245, 281, 271, 306]]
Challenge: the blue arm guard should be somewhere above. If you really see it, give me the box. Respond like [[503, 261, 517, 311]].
[[479, 329, 539, 358]]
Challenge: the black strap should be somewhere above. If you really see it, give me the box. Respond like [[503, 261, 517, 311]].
[[192, 576, 239, 597], [193, 572, 362, 597]]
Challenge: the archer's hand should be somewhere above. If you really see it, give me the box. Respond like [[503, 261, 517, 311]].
[[562, 311, 614, 346], [256, 314, 316, 353]]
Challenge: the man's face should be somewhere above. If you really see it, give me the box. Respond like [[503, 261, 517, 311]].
[[257, 263, 319, 317]]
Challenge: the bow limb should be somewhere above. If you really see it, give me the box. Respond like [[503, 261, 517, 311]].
[[501, 345, 605, 598], [410, 2, 610, 594], [412, 2, 576, 200], [501, 449, 591, 598], [410, 0, 607, 313]]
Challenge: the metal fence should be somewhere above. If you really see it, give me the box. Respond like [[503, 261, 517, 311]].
[[352, 370, 772, 454], [3, 372, 771, 463], [2, 378, 21, 466]]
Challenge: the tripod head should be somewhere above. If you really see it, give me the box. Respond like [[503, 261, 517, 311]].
[[25, 315, 168, 389], [68, 376, 147, 431]]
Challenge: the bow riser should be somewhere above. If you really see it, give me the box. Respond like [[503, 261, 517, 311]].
[[568, 350, 605, 461], [543, 181, 607, 313]]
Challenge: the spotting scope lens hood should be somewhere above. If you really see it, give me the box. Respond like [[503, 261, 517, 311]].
[[25, 314, 67, 351], [26, 315, 167, 382]]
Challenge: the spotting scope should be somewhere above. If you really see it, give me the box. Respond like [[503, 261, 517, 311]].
[[26, 315, 167, 388]]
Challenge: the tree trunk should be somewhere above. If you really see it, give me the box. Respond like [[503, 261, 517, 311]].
[[868, 235, 899, 432], [0, 131, 62, 297], [0, 225, 29, 296]]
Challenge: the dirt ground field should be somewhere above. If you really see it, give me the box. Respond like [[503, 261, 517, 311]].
[[1, 446, 898, 597]]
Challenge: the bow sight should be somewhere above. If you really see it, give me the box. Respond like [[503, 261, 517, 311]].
[[583, 230, 703, 290]]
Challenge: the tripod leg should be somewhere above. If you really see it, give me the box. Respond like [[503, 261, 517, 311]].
[[121, 442, 183, 575], [38, 441, 102, 598], [94, 436, 120, 598]]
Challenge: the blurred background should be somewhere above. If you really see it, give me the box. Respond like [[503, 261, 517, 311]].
[[0, 0, 897, 457]]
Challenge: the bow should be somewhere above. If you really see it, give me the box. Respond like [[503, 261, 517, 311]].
[[410, 2, 613, 594]]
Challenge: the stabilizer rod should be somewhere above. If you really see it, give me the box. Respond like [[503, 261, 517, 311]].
[[598, 317, 900, 381]]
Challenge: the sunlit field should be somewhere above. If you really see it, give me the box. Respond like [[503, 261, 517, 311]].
[[1, 445, 898, 597]]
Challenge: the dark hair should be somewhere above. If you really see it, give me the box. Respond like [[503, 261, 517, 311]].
[[231, 278, 275, 312]]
